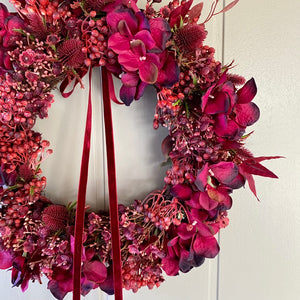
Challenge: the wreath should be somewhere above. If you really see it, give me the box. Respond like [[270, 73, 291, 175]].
[[0, 0, 280, 299]]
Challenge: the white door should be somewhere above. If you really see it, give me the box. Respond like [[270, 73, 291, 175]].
[[1, 0, 299, 300]]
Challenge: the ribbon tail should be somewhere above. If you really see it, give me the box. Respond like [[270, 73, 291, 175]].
[[101, 67, 123, 300], [72, 68, 93, 300], [107, 71, 124, 105]]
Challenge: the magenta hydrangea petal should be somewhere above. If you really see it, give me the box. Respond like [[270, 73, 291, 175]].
[[237, 77, 257, 104], [210, 161, 238, 185], [121, 72, 139, 87], [193, 235, 219, 258], [235, 102, 260, 127], [149, 18, 172, 51], [83, 261, 107, 284], [108, 33, 131, 54], [134, 30, 156, 50], [0, 250, 13, 269], [118, 52, 139, 71], [170, 184, 192, 200], [120, 85, 136, 106], [161, 256, 179, 276], [195, 163, 209, 192], [139, 60, 158, 84]]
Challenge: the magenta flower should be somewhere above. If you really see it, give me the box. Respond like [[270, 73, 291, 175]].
[[202, 74, 260, 140], [162, 222, 219, 275], [107, 7, 178, 105], [0, 249, 14, 269]]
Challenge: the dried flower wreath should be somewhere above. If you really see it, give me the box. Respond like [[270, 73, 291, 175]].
[[0, 0, 280, 299]]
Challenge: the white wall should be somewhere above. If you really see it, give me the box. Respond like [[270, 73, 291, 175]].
[[1, 0, 299, 300]]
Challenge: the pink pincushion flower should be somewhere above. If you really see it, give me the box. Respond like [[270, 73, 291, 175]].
[[19, 49, 36, 66]]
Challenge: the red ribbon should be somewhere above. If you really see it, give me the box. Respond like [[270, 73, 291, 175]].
[[72, 67, 123, 300], [101, 67, 123, 300], [72, 68, 92, 300]]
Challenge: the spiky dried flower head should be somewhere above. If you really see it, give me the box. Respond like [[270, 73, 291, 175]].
[[58, 39, 86, 68], [42, 205, 69, 232], [174, 24, 207, 53]]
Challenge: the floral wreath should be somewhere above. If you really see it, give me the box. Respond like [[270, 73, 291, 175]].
[[0, 0, 280, 299]]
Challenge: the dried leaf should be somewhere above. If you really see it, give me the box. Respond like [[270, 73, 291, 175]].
[[216, 0, 239, 15], [188, 2, 204, 22]]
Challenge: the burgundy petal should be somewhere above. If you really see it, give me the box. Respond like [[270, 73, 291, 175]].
[[170, 184, 192, 200], [235, 102, 260, 127], [83, 261, 107, 284], [226, 173, 245, 189], [156, 51, 179, 88], [204, 91, 230, 114], [120, 84, 136, 106], [179, 248, 192, 273], [99, 266, 114, 295], [176, 223, 196, 240], [195, 163, 209, 192], [206, 185, 231, 205], [237, 78, 257, 104], [210, 161, 238, 185], [161, 256, 179, 276], [135, 81, 148, 100], [80, 277, 97, 296], [106, 8, 137, 34], [167, 236, 179, 247], [215, 115, 242, 140], [193, 235, 219, 258], [48, 280, 68, 300], [161, 135, 173, 158], [121, 72, 139, 87], [201, 84, 216, 112], [186, 192, 201, 209], [199, 191, 219, 211], [135, 11, 150, 31]]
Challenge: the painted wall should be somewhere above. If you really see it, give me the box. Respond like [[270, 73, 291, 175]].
[[0, 0, 299, 300]]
